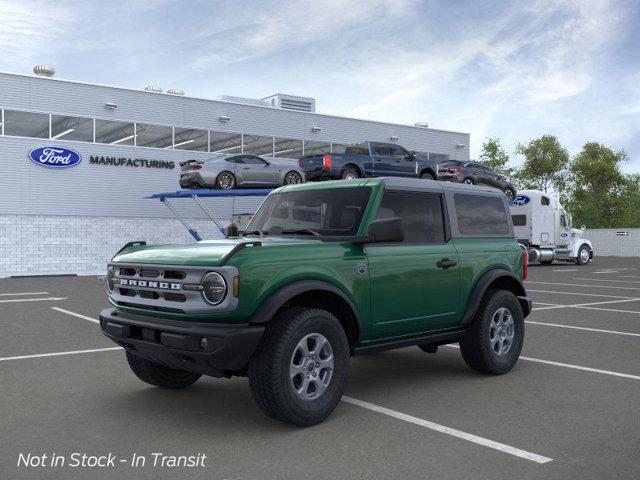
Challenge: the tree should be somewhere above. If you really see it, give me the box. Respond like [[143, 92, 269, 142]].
[[620, 174, 640, 228], [515, 135, 569, 193], [479, 137, 514, 177], [566, 142, 628, 228]]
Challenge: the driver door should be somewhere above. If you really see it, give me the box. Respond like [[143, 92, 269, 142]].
[[239, 155, 275, 185]]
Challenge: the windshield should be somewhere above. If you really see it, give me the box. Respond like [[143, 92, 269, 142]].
[[245, 187, 372, 237]]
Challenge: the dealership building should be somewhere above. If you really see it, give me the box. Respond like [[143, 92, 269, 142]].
[[0, 68, 470, 277]]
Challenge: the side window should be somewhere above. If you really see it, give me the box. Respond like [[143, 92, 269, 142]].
[[511, 215, 527, 226], [225, 156, 243, 164], [541, 196, 550, 206], [387, 145, 404, 157], [454, 194, 510, 235], [373, 144, 390, 156], [560, 215, 567, 228], [243, 155, 267, 165], [375, 191, 445, 244]]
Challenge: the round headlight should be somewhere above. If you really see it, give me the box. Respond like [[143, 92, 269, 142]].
[[106, 266, 115, 292], [201, 272, 227, 305]]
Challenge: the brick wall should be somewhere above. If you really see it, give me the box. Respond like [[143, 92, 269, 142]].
[[0, 215, 227, 277]]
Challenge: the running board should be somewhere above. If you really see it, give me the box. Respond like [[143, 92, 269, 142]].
[[353, 329, 465, 355]]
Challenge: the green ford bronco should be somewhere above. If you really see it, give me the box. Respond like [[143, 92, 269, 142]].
[[100, 177, 531, 426]]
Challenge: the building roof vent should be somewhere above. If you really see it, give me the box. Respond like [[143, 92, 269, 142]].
[[33, 65, 55, 78], [414, 122, 429, 128], [144, 85, 163, 93], [167, 88, 185, 96], [217, 95, 270, 107], [262, 93, 316, 113]]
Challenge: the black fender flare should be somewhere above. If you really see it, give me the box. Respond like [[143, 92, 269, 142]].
[[249, 280, 361, 329], [419, 167, 436, 178], [462, 269, 528, 325]]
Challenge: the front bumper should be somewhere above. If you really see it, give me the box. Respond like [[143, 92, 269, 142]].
[[99, 308, 264, 377]]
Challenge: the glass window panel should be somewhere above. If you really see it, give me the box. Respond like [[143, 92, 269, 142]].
[[273, 137, 303, 159], [376, 192, 445, 244], [454, 194, 510, 235], [243, 134, 274, 156], [331, 143, 349, 154], [210, 131, 242, 154], [50, 115, 93, 142], [135, 123, 173, 148], [173, 127, 208, 151], [303, 140, 330, 156], [4, 110, 49, 138], [95, 119, 135, 145]]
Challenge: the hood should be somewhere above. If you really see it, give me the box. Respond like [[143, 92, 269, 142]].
[[112, 237, 318, 266]]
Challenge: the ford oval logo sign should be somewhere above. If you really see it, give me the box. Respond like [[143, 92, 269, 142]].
[[28, 146, 82, 168], [513, 195, 530, 206]]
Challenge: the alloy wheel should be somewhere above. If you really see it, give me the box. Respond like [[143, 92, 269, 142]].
[[218, 172, 235, 189], [489, 307, 515, 356], [285, 172, 302, 184], [289, 333, 334, 401]]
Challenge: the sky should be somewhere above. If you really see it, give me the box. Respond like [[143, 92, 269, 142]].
[[1, 0, 639, 171]]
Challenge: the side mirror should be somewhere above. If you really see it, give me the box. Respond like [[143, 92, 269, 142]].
[[362, 217, 404, 243], [225, 224, 239, 238]]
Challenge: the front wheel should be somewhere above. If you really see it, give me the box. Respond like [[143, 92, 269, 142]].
[[215, 171, 236, 189], [248, 307, 349, 426], [420, 171, 434, 180], [576, 245, 591, 265], [459, 290, 524, 375], [463, 177, 474, 185], [284, 170, 303, 185], [125, 352, 202, 389]]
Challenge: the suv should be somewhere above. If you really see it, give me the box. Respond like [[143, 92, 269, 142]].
[[100, 178, 531, 426], [438, 160, 516, 199]]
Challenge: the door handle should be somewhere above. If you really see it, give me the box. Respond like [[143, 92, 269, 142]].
[[242, 167, 250, 170], [437, 258, 457, 269]]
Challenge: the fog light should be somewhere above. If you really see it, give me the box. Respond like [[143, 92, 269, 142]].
[[201, 272, 226, 305]]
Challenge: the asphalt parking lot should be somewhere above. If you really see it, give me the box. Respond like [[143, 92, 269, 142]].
[[2, 257, 640, 480]]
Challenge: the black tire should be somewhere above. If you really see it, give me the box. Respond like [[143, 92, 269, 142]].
[[459, 290, 524, 375], [284, 170, 303, 185], [576, 245, 591, 265], [341, 167, 359, 180], [248, 307, 350, 426], [504, 187, 516, 200], [463, 177, 475, 185], [540, 260, 553, 265], [215, 171, 236, 189], [420, 171, 434, 180], [125, 351, 202, 389]]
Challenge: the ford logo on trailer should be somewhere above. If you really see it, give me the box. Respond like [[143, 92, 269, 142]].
[[28, 146, 82, 168], [512, 195, 530, 206]]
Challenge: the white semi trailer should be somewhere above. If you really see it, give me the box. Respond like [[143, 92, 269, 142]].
[[510, 190, 593, 265]]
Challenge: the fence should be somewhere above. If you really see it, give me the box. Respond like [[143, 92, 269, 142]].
[[583, 228, 640, 257]]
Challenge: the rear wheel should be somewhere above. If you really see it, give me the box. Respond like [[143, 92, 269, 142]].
[[420, 171, 434, 180], [341, 167, 359, 180], [460, 290, 524, 375], [463, 177, 474, 185], [284, 171, 303, 185], [125, 352, 202, 389], [576, 245, 591, 265], [215, 171, 236, 189], [248, 307, 349, 426]]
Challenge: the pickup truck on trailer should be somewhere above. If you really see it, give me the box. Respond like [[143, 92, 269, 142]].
[[298, 141, 439, 182], [100, 178, 530, 426]]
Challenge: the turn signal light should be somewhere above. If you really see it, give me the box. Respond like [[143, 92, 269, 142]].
[[322, 153, 331, 169], [192, 165, 202, 170]]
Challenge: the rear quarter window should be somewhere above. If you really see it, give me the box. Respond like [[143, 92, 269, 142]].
[[511, 214, 527, 226], [454, 194, 511, 235]]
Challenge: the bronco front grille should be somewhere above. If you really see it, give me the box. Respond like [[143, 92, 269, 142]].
[[108, 262, 239, 314]]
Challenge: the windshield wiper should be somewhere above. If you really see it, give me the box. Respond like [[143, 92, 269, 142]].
[[241, 230, 266, 237], [281, 228, 321, 237]]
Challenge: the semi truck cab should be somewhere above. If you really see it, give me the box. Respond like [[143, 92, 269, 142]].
[[510, 190, 593, 265]]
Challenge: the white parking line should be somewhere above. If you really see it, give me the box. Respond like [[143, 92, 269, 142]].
[[617, 275, 640, 280], [531, 298, 640, 311], [0, 347, 122, 362], [445, 345, 640, 381], [573, 277, 640, 284], [51, 307, 99, 324], [0, 297, 67, 304], [342, 396, 553, 464], [526, 321, 640, 337], [527, 289, 638, 299], [552, 269, 578, 272], [526, 281, 640, 291], [0, 292, 49, 297], [573, 306, 640, 315]]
